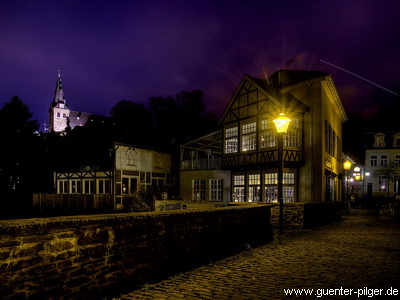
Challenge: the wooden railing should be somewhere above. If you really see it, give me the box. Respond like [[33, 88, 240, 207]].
[[32, 194, 114, 209]]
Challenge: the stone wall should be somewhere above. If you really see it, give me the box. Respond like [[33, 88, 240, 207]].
[[0, 205, 272, 299], [270, 202, 342, 230]]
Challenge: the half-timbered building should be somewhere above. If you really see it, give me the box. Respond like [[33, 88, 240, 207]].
[[219, 70, 347, 203]]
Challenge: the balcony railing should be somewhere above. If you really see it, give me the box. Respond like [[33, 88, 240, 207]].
[[181, 157, 222, 171]]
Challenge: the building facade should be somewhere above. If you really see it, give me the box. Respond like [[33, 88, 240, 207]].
[[51, 126, 171, 210], [364, 131, 400, 198], [219, 70, 347, 203], [179, 131, 231, 203]]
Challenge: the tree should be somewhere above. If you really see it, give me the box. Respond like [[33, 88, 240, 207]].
[[110, 100, 154, 145], [373, 161, 400, 198], [0, 96, 39, 202], [147, 90, 218, 145]]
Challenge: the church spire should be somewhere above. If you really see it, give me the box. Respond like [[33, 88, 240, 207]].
[[53, 69, 66, 105]]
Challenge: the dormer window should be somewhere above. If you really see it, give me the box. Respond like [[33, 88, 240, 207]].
[[393, 133, 400, 147], [373, 133, 385, 148]]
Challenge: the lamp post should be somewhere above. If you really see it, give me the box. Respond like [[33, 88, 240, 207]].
[[343, 160, 352, 213], [273, 113, 291, 234]]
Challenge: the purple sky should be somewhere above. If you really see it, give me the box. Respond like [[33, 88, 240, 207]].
[[1, 0, 399, 131]]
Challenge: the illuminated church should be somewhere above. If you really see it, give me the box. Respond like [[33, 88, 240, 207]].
[[49, 70, 92, 132]]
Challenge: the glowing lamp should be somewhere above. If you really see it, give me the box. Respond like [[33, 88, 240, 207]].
[[343, 160, 352, 170], [273, 113, 291, 133], [355, 174, 361, 181]]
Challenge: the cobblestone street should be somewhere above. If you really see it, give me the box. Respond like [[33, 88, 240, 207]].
[[113, 210, 400, 299]]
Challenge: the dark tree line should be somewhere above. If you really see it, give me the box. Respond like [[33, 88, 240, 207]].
[[0, 96, 42, 214], [110, 90, 218, 149]]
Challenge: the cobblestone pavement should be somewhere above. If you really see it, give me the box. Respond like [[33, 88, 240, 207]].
[[113, 210, 400, 299]]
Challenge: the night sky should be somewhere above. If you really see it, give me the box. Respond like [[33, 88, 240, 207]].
[[1, 0, 399, 131]]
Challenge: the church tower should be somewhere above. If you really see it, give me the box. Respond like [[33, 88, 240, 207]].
[[49, 69, 70, 132]]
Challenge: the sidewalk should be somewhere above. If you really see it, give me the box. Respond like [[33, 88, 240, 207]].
[[113, 210, 400, 299]]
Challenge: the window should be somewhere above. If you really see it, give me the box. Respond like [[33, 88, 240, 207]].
[[193, 179, 205, 201], [325, 120, 337, 157], [210, 179, 223, 201], [285, 130, 300, 147], [71, 179, 81, 194], [98, 179, 110, 194], [260, 119, 276, 148], [374, 133, 385, 148], [233, 175, 245, 202], [265, 173, 277, 202], [395, 155, 400, 166], [84, 179, 95, 194], [248, 174, 260, 202], [58, 180, 68, 194], [242, 122, 256, 151], [393, 134, 400, 147], [225, 127, 238, 153], [380, 155, 388, 167], [265, 172, 295, 202], [122, 177, 137, 194], [370, 155, 378, 167], [379, 175, 386, 191]]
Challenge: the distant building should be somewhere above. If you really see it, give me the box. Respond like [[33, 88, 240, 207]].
[[34, 126, 172, 210], [216, 70, 347, 203], [48, 70, 92, 132], [364, 131, 400, 198]]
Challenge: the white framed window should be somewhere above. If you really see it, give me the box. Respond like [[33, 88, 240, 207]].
[[122, 177, 137, 194], [71, 179, 81, 194], [225, 127, 238, 153], [210, 179, 223, 201], [370, 155, 378, 167], [265, 172, 295, 202], [261, 119, 276, 148], [98, 179, 110, 194], [233, 175, 245, 202], [242, 122, 256, 151], [248, 174, 260, 202], [83, 179, 95, 194], [380, 155, 388, 167], [193, 179, 205, 201], [58, 180, 69, 194]]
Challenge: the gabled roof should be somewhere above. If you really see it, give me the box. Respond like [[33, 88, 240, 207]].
[[219, 69, 347, 125], [219, 72, 309, 125]]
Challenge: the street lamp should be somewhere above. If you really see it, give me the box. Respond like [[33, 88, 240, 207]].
[[273, 113, 291, 234], [343, 160, 352, 213]]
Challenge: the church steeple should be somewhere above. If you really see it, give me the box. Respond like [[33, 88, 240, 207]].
[[52, 69, 67, 107], [49, 69, 70, 132]]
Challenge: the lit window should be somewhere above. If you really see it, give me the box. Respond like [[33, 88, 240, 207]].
[[233, 175, 245, 202], [242, 122, 256, 151], [248, 174, 260, 202], [225, 127, 238, 153], [265, 172, 295, 202]]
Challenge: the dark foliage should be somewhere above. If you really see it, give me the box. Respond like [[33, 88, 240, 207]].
[[0, 96, 40, 212], [111, 90, 219, 149]]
